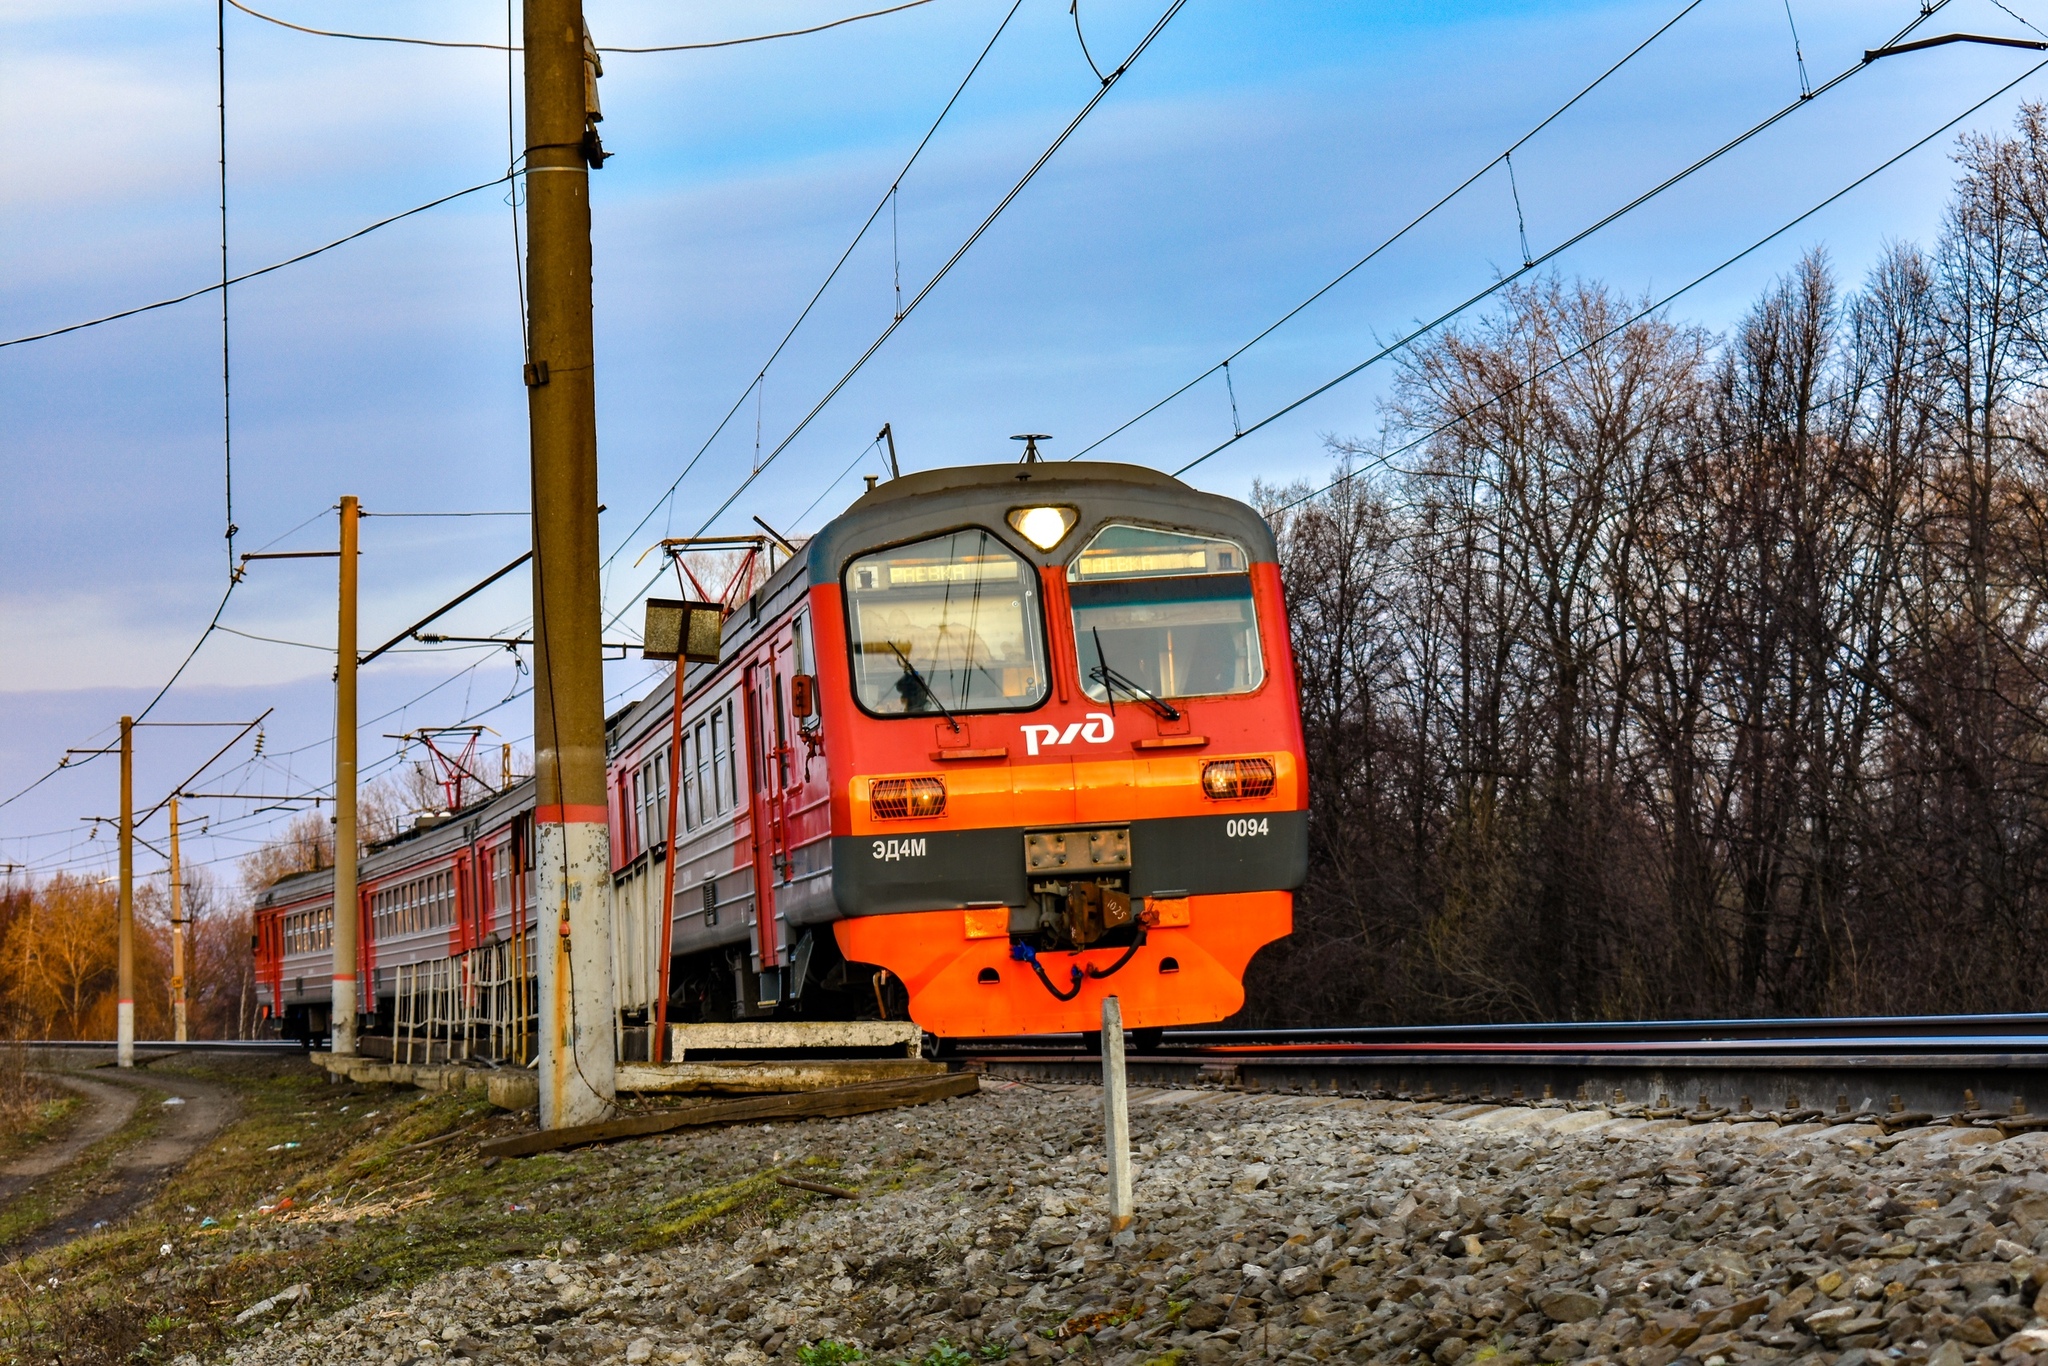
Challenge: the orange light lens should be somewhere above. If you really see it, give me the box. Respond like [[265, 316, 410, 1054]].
[[871, 776, 946, 819], [1200, 758, 1276, 800]]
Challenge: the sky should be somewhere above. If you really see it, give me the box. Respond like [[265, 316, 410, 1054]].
[[4, 0, 2044, 889]]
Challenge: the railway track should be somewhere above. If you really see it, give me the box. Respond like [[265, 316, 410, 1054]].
[[23, 1019, 2048, 1131], [17, 1039, 307, 1056], [951, 1012, 2048, 1124]]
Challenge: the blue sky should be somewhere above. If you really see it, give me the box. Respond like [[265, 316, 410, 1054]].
[[3, 0, 2042, 885]]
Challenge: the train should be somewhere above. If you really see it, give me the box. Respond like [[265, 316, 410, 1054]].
[[254, 459, 1307, 1057]]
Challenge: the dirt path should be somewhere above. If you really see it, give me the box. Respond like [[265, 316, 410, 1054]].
[[0, 1073, 137, 1205], [0, 1065, 239, 1258]]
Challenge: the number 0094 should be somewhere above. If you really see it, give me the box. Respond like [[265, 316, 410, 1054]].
[[1225, 817, 1270, 838]]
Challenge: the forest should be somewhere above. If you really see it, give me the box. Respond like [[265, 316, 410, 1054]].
[[1244, 105, 2048, 1025]]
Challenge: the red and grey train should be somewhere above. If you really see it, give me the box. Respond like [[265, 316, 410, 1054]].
[[255, 460, 1306, 1049]]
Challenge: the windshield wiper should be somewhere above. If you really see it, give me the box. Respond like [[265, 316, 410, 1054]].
[[1089, 628, 1180, 721], [887, 642, 961, 731]]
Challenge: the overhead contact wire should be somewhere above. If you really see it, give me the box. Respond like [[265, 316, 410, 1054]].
[[1173, 0, 1953, 476], [224, 0, 942, 54], [1275, 55, 2048, 513], [1068, 0, 1718, 462], [604, 0, 1029, 571], [684, 0, 1190, 550], [0, 174, 515, 350]]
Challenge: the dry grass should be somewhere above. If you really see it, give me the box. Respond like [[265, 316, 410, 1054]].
[[0, 1047, 62, 1125], [0, 1046, 76, 1164]]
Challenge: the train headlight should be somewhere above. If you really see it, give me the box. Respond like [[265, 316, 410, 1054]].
[[1201, 758, 1276, 800], [871, 776, 947, 819], [1007, 505, 1078, 550]]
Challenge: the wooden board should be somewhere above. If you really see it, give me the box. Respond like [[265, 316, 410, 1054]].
[[477, 1070, 980, 1159]]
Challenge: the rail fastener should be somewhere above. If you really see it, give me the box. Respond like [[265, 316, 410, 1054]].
[[1996, 1097, 2048, 1139], [1876, 1094, 1936, 1134]]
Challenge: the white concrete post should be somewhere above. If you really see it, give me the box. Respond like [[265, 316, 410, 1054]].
[[1102, 995, 1133, 1231]]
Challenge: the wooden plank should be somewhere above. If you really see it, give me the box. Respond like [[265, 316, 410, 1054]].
[[616, 1059, 946, 1095], [478, 1070, 980, 1159]]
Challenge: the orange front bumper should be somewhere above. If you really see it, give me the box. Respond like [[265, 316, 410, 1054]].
[[831, 891, 1291, 1037]]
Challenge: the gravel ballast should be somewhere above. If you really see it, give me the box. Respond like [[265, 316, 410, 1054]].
[[205, 1080, 2048, 1366]]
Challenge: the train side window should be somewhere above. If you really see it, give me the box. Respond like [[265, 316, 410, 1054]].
[[694, 719, 709, 820], [709, 709, 727, 815], [843, 529, 1048, 715], [680, 732, 695, 831], [725, 698, 740, 809], [1067, 523, 1265, 701], [772, 670, 790, 788], [627, 768, 643, 857], [641, 751, 669, 848], [656, 751, 670, 843]]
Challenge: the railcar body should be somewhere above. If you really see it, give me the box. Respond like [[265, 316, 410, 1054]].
[[254, 780, 538, 1052], [254, 459, 1305, 1049]]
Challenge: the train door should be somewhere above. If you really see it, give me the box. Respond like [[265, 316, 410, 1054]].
[[742, 656, 795, 1004], [356, 881, 375, 1022]]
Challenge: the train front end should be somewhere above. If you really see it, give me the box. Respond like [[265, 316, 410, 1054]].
[[811, 461, 1306, 1036]]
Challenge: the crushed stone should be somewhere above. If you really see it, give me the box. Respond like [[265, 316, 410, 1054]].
[[203, 1080, 2048, 1365]]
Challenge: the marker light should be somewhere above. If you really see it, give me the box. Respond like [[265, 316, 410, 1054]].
[[1201, 758, 1276, 800], [1007, 505, 1078, 550], [871, 776, 947, 819]]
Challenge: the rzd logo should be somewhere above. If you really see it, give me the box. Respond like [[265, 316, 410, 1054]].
[[1021, 711, 1116, 757]]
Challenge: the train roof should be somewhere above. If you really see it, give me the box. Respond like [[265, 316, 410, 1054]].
[[250, 776, 538, 911], [805, 460, 1277, 578]]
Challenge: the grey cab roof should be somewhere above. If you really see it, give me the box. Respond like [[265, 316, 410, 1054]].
[[805, 460, 1277, 580]]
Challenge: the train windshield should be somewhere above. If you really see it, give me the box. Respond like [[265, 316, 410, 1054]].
[[844, 529, 1049, 715], [1068, 523, 1264, 701]]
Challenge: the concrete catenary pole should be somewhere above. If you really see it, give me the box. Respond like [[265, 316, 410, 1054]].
[[170, 795, 187, 1043], [118, 715, 135, 1067], [524, 0, 616, 1127], [332, 494, 360, 1056]]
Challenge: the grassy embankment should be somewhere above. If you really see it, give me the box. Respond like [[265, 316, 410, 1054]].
[[0, 1056, 893, 1366]]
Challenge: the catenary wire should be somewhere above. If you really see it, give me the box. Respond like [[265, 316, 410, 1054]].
[[224, 0, 941, 53], [1067, 0, 1758, 462], [603, 0, 1029, 575], [1270, 54, 2048, 515], [0, 577, 238, 815], [0, 173, 515, 350], [1171, 0, 1955, 477], [794, 436, 887, 529], [605, 0, 1191, 636]]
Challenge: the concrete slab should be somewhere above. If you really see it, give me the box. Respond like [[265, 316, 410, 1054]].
[[668, 1020, 923, 1057], [615, 1059, 945, 1094]]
